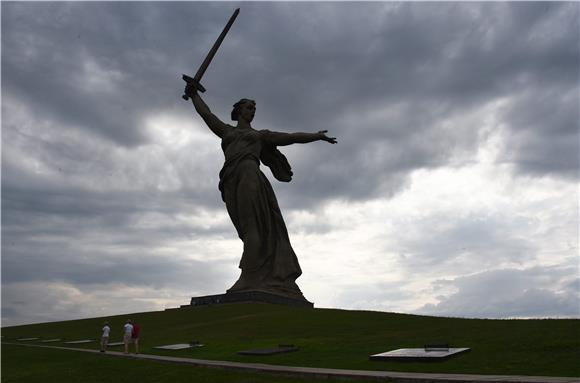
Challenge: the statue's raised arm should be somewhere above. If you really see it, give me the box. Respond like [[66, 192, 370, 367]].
[[185, 84, 227, 138]]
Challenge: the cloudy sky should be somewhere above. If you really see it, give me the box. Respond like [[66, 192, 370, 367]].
[[2, 2, 578, 327]]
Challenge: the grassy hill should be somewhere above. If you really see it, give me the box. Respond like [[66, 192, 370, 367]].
[[2, 303, 579, 378]]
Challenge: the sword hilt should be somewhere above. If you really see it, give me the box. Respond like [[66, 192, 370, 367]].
[[182, 74, 206, 100]]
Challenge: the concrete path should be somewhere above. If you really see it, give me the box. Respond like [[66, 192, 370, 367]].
[[3, 342, 578, 383]]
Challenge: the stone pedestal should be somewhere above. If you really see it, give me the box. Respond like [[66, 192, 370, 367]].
[[184, 290, 313, 308]]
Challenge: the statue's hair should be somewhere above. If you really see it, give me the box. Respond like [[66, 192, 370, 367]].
[[231, 99, 256, 121]]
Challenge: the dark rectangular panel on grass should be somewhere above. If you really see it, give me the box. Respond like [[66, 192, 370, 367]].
[[238, 345, 298, 355]]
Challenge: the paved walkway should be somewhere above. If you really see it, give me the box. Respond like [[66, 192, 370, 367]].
[[4, 342, 578, 383]]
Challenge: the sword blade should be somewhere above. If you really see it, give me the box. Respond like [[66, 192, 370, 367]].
[[194, 8, 240, 83]]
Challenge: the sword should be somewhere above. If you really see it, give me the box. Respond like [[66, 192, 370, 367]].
[[182, 8, 240, 100]]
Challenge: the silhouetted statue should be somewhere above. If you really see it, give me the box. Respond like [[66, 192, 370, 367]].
[[184, 84, 336, 300]]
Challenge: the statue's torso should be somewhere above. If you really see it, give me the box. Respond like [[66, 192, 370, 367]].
[[221, 126, 262, 163], [218, 126, 264, 196]]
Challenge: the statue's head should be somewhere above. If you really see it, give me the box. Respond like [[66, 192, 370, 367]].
[[231, 99, 256, 123]]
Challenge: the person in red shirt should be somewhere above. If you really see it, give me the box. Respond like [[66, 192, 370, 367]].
[[131, 322, 140, 354]]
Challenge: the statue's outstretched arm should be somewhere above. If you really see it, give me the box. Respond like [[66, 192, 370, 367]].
[[267, 130, 337, 146], [186, 85, 227, 138]]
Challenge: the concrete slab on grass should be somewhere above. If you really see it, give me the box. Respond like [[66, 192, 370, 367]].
[[154, 343, 204, 350], [370, 347, 470, 361], [17, 337, 40, 341], [64, 339, 94, 344], [40, 339, 62, 343]]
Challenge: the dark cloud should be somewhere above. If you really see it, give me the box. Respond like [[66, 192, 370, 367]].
[[241, 2, 577, 207], [3, 2, 576, 202], [1, 2, 232, 146], [499, 88, 579, 179], [392, 212, 538, 275], [416, 266, 580, 318], [1, 245, 230, 290]]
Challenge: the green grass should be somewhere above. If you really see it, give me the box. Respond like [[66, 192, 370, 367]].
[[1, 344, 365, 383], [2, 303, 579, 378]]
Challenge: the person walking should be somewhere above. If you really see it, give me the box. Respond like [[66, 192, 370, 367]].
[[122, 319, 133, 354], [100, 321, 110, 353]]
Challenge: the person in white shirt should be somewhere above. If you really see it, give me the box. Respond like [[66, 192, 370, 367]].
[[123, 319, 134, 354], [100, 321, 110, 353]]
